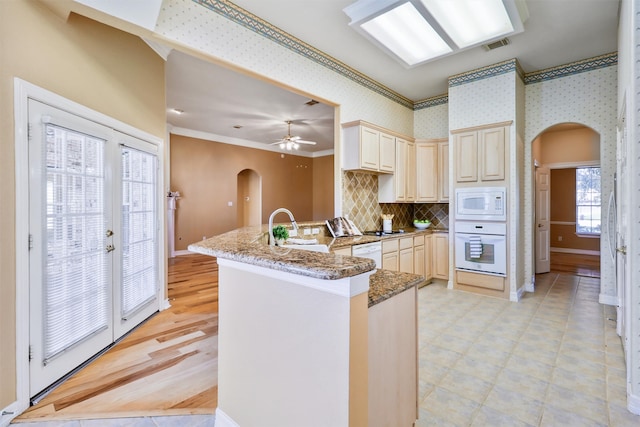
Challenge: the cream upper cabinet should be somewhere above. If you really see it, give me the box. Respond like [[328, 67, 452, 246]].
[[454, 131, 479, 182], [480, 126, 506, 181], [379, 132, 396, 173], [379, 137, 416, 203], [342, 121, 395, 173], [433, 233, 449, 280], [453, 123, 509, 184], [416, 139, 448, 203], [438, 142, 449, 202]]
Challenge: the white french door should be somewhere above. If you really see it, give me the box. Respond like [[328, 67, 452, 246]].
[[28, 100, 159, 397]]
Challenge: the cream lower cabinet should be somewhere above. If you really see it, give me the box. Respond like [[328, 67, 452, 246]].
[[382, 238, 399, 271], [369, 286, 417, 427], [413, 235, 425, 277], [424, 234, 433, 280], [332, 246, 351, 256], [399, 236, 414, 273], [433, 233, 449, 280]]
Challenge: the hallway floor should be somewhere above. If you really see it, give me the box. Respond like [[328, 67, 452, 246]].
[[12, 263, 640, 426]]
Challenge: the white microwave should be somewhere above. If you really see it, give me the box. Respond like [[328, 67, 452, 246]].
[[455, 187, 506, 221]]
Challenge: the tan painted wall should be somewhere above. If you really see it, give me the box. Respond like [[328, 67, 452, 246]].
[[0, 1, 165, 407], [550, 168, 600, 251], [540, 127, 600, 164], [170, 134, 334, 249], [312, 155, 335, 220]]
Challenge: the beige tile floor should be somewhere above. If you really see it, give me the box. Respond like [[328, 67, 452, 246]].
[[417, 273, 640, 426]]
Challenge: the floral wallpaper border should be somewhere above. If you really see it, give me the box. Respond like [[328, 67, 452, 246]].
[[193, 1, 617, 113]]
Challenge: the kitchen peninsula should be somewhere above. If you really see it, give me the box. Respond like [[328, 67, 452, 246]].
[[189, 223, 425, 427]]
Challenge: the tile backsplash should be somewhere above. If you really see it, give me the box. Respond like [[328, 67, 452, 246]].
[[342, 170, 449, 230]]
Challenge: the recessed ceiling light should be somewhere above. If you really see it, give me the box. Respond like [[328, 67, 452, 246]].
[[344, 0, 527, 67]]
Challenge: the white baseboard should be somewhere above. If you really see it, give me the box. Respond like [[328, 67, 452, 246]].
[[160, 298, 171, 311], [599, 293, 619, 306], [550, 247, 600, 256], [510, 285, 525, 302], [215, 408, 238, 427], [628, 390, 640, 415], [525, 275, 535, 293], [172, 249, 194, 257], [1, 401, 21, 427]]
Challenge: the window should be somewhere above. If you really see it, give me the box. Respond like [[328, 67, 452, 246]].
[[576, 167, 601, 235]]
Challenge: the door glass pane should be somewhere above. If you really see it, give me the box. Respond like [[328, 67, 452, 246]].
[[121, 147, 158, 319], [44, 124, 108, 363]]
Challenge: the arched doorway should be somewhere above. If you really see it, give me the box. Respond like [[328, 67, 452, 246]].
[[237, 169, 262, 227], [532, 123, 601, 277]]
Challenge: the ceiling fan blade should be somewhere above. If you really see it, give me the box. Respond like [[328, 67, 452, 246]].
[[296, 139, 316, 145]]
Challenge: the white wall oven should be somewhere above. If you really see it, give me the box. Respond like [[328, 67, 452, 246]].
[[455, 187, 506, 221], [455, 222, 507, 276]]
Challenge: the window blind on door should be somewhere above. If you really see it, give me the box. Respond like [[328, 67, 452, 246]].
[[120, 146, 158, 320], [43, 124, 109, 364]]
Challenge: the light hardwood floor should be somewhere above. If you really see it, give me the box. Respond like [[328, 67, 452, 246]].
[[550, 251, 600, 278], [16, 254, 219, 422]]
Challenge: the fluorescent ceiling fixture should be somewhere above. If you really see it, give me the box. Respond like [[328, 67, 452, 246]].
[[421, 0, 513, 48], [344, 0, 527, 68], [360, 2, 452, 65]]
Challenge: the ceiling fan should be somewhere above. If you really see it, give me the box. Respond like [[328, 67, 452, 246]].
[[270, 120, 316, 150]]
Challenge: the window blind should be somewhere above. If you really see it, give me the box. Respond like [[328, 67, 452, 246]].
[[44, 124, 108, 363]]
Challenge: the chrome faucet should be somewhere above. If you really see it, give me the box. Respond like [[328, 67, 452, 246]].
[[268, 208, 298, 245]]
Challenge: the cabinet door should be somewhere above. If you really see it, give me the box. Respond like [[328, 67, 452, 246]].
[[455, 131, 478, 182], [382, 252, 399, 271], [480, 127, 505, 181], [332, 247, 352, 256], [416, 143, 438, 202], [424, 235, 432, 280], [399, 248, 414, 273], [433, 234, 449, 279], [438, 142, 449, 202], [379, 132, 396, 173], [394, 138, 407, 201], [406, 141, 416, 202], [360, 126, 380, 171], [413, 243, 425, 276]]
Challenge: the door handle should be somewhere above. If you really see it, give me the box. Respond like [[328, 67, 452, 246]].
[[106, 229, 113, 237], [538, 224, 543, 228], [617, 246, 627, 255], [106, 244, 115, 253]]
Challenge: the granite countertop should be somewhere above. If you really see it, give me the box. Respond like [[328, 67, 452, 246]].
[[188, 225, 376, 281], [187, 222, 439, 307], [368, 269, 425, 307]]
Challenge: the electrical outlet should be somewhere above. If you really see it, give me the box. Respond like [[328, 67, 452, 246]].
[[289, 229, 298, 237], [303, 228, 311, 235], [558, 236, 563, 241]]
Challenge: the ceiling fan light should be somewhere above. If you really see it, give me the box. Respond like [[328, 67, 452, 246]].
[[280, 143, 286, 149], [293, 143, 300, 150]]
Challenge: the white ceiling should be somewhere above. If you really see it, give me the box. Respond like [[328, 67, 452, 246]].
[[166, 0, 620, 154]]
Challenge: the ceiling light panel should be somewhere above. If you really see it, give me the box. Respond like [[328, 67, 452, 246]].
[[344, 0, 527, 68], [420, 0, 513, 48], [361, 2, 451, 65]]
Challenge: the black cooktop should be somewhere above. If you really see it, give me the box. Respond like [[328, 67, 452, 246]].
[[363, 230, 405, 236]]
